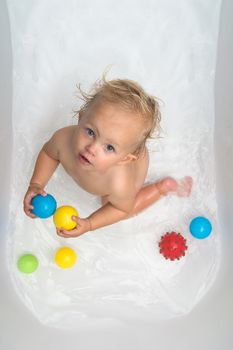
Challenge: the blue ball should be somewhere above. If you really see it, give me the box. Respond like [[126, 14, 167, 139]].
[[189, 216, 212, 239], [31, 194, 57, 219]]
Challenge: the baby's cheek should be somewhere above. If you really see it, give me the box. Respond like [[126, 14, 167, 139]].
[[73, 132, 85, 149]]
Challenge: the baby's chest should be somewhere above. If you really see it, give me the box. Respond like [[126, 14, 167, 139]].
[[61, 159, 110, 195], [75, 173, 111, 195]]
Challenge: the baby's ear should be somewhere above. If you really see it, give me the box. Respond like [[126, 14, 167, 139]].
[[118, 153, 137, 165]]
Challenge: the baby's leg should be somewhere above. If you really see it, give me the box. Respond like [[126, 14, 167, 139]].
[[131, 176, 193, 216]]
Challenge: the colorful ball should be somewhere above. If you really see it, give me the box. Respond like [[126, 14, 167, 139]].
[[189, 216, 212, 239], [31, 194, 57, 218], [159, 232, 188, 261], [54, 247, 77, 269], [17, 254, 39, 273], [53, 205, 78, 230]]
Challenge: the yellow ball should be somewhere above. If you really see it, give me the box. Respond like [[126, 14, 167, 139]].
[[53, 205, 78, 230], [54, 247, 77, 269]]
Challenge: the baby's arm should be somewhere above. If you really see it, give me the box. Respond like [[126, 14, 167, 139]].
[[30, 147, 59, 188], [88, 197, 134, 229], [24, 131, 60, 217], [57, 192, 135, 238]]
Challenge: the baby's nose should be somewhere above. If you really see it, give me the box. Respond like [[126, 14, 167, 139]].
[[86, 142, 97, 156]]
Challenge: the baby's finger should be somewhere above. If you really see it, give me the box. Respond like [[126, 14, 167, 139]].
[[56, 231, 66, 238], [24, 207, 37, 218], [56, 227, 80, 238], [71, 215, 79, 223], [25, 192, 36, 205], [62, 228, 76, 237], [56, 227, 68, 236], [24, 193, 32, 204], [39, 189, 47, 197]]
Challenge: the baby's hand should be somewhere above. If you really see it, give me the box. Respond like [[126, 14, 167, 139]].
[[23, 183, 47, 218], [56, 216, 91, 238]]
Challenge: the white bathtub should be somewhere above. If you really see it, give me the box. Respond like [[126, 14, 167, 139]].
[[1, 0, 232, 349]]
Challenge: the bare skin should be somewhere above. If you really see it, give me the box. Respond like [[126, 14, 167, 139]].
[[24, 99, 193, 238]]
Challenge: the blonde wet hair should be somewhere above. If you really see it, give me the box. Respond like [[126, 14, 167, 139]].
[[75, 75, 161, 155]]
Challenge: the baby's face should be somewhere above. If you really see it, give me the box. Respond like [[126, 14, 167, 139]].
[[72, 99, 145, 171]]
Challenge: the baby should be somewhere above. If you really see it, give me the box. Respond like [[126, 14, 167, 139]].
[[23, 77, 192, 238]]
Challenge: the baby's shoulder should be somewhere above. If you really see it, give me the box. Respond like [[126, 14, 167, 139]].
[[50, 126, 75, 147], [43, 126, 75, 159], [52, 125, 75, 140]]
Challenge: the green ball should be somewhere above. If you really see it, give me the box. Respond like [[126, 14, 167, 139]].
[[17, 254, 39, 274]]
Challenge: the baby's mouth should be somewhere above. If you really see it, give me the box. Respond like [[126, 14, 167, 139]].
[[78, 154, 92, 165]]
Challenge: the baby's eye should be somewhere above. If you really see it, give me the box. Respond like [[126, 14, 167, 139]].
[[105, 144, 115, 153], [85, 128, 95, 137]]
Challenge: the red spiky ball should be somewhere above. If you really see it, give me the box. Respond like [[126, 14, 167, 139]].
[[159, 232, 188, 261]]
